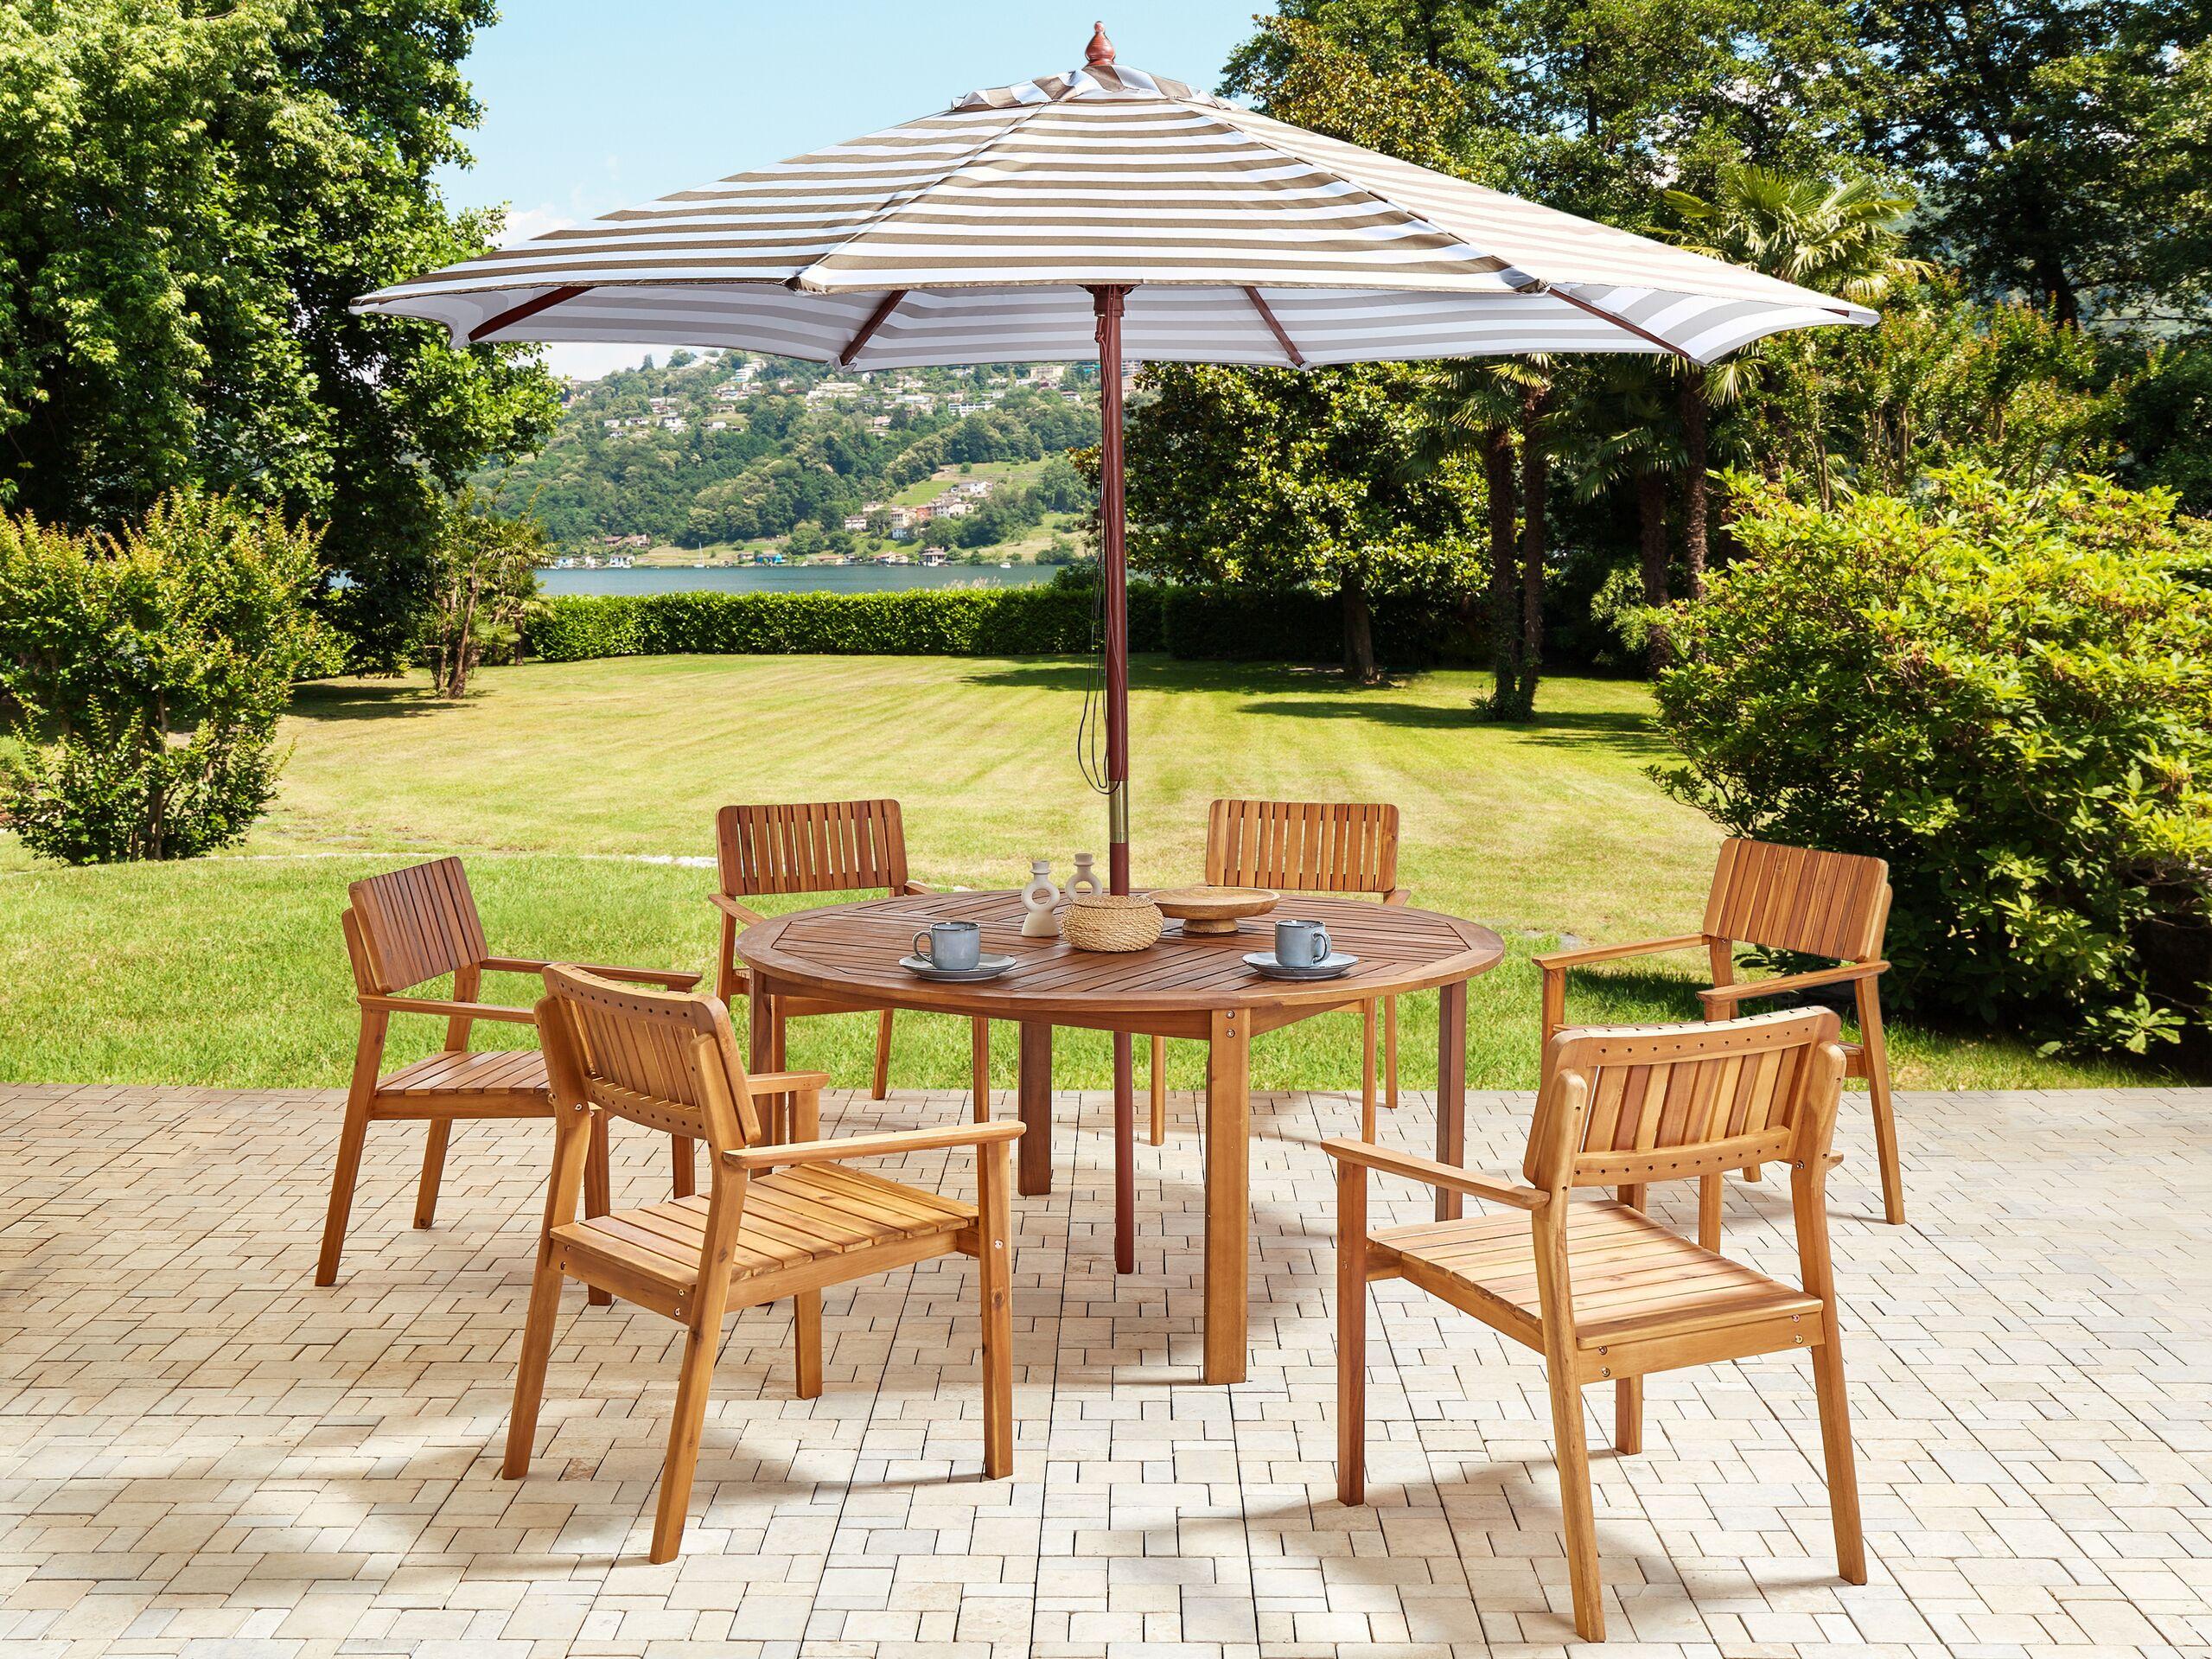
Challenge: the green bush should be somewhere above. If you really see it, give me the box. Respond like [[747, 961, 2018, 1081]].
[[531, 594, 644, 661], [0, 490, 329, 863], [1652, 469, 2212, 1056]]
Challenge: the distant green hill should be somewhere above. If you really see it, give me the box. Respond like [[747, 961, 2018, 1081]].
[[486, 348, 1100, 556]]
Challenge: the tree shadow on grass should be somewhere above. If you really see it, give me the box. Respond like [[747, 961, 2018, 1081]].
[[1503, 709, 1671, 756], [959, 658, 1354, 696], [287, 679, 442, 724]]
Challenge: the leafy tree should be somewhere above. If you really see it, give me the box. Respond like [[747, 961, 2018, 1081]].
[[1654, 469, 2212, 1057], [0, 489, 329, 862], [0, 0, 558, 668], [1125, 364, 1478, 682], [418, 488, 545, 699]]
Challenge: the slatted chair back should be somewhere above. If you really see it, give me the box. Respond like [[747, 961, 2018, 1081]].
[[1205, 799, 1400, 896], [716, 800, 909, 899], [1704, 838, 1890, 963], [1524, 1008, 1844, 1192], [344, 856, 490, 995], [539, 967, 756, 1158]]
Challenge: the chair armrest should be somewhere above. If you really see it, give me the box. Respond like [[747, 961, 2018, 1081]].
[[1321, 1139, 1550, 1209], [480, 957, 702, 990], [746, 1070, 831, 1097], [1382, 888, 1412, 906], [1530, 934, 1708, 973], [359, 995, 537, 1024], [1699, 960, 1888, 1009], [901, 880, 936, 895], [726, 1119, 1024, 1171], [708, 893, 768, 927]]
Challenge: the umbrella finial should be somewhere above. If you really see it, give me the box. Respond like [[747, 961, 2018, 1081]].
[[1086, 21, 1115, 65]]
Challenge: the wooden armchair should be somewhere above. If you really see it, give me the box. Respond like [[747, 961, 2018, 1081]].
[[504, 966, 1022, 1562], [317, 856, 701, 1287], [1151, 798, 1408, 1143], [1534, 837, 1901, 1242], [712, 799, 991, 1114], [1328, 1009, 1865, 1643]]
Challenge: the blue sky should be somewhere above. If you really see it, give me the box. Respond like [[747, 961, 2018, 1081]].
[[439, 3, 1266, 378]]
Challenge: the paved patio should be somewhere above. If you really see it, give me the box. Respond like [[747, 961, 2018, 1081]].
[[0, 1077, 2208, 1658]]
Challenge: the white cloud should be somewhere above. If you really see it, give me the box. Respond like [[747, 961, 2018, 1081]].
[[538, 341, 678, 380], [498, 203, 577, 244]]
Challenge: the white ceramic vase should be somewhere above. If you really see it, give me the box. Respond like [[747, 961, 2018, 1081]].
[[1068, 852, 1102, 898], [1020, 858, 1063, 937]]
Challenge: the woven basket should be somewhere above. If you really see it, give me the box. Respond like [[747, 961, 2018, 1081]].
[[1062, 892, 1163, 952]]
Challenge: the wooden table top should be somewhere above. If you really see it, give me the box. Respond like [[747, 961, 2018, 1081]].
[[736, 889, 1505, 1030]]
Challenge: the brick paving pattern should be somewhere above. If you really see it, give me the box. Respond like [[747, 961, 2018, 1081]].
[[1, 1077, 2208, 1657]]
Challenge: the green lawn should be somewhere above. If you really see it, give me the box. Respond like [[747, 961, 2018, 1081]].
[[0, 655, 2157, 1094]]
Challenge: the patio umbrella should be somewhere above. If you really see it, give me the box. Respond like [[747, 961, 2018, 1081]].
[[354, 22, 1872, 896], [354, 26, 1872, 1258]]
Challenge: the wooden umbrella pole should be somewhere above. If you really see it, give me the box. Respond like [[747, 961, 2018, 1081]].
[[1092, 281, 1138, 1275]]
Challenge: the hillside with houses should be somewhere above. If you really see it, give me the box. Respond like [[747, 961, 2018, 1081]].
[[492, 348, 1102, 565]]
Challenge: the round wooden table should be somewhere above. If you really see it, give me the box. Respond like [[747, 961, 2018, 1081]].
[[736, 889, 1504, 1382]]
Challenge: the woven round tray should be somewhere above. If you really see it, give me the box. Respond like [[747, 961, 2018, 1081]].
[[1151, 885, 1279, 935], [1062, 892, 1163, 952]]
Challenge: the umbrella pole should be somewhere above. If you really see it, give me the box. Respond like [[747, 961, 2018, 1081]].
[[1093, 283, 1137, 1275]]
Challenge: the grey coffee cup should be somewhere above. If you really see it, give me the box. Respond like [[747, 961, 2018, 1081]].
[[1274, 918, 1331, 967], [915, 920, 982, 971]]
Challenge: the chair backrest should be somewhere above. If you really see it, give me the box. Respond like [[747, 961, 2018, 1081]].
[[537, 965, 759, 1157], [1524, 1008, 1845, 1191], [716, 800, 909, 898], [1204, 798, 1400, 896], [345, 856, 489, 995], [1704, 838, 1890, 962]]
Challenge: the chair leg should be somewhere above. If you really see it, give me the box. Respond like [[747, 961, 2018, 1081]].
[[1383, 995, 1399, 1113], [977, 1139, 1015, 1477], [1858, 984, 1905, 1226], [315, 1094, 375, 1286], [583, 1116, 613, 1308], [1812, 1335, 1868, 1584], [1698, 1172, 1724, 1251], [413, 1120, 452, 1229], [971, 1018, 991, 1124], [501, 1247, 568, 1478], [793, 1291, 823, 1399], [1357, 1000, 1378, 1142], [1335, 1158, 1367, 1506], [671, 1134, 696, 1199], [1543, 1356, 1605, 1641], [649, 1317, 723, 1564], [1148, 1035, 1166, 1145], [871, 1007, 895, 1100], [1614, 1377, 1643, 1455]]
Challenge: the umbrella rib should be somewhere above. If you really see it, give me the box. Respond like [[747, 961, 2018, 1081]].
[[468, 284, 593, 342], [839, 289, 910, 367], [1542, 287, 1696, 361], [1242, 288, 1305, 367]]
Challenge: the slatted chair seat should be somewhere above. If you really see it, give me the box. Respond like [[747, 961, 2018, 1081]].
[[378, 1048, 548, 1103], [554, 1169, 977, 1291], [1328, 1009, 1865, 1643], [1376, 1201, 1822, 1350], [504, 966, 1023, 1562]]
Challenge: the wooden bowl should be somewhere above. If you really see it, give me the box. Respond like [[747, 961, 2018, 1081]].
[[1151, 885, 1279, 935], [1062, 893, 1163, 952]]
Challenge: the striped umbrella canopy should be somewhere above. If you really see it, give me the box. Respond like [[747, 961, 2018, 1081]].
[[354, 23, 1871, 896]]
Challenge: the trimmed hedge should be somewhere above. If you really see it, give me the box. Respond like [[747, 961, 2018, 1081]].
[[525, 577, 1475, 666]]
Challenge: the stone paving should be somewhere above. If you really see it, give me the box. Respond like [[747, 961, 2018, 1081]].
[[0, 1077, 2208, 1658]]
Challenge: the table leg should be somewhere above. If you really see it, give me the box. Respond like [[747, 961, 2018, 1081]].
[[747, 976, 792, 1140], [1203, 1008, 1250, 1385], [1112, 1031, 1135, 1273], [1017, 1021, 1053, 1197], [1435, 980, 1468, 1222]]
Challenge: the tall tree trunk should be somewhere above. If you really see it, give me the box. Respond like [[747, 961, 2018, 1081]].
[[1637, 466, 1672, 674], [1340, 568, 1378, 683], [1482, 424, 1520, 710], [1507, 380, 1551, 721], [1679, 376, 1710, 601]]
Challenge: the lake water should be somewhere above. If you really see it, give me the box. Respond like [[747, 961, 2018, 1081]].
[[539, 564, 1058, 597]]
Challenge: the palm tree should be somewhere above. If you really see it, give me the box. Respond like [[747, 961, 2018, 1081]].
[[1406, 357, 1551, 718], [1662, 169, 1931, 578], [1564, 359, 1686, 672]]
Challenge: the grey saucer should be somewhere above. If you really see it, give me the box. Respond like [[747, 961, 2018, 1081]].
[[900, 952, 1017, 983], [1243, 950, 1359, 981]]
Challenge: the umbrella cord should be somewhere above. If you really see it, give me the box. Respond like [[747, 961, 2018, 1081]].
[[1076, 561, 1112, 796]]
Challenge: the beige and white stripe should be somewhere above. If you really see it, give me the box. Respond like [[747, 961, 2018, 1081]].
[[355, 60, 1873, 366]]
